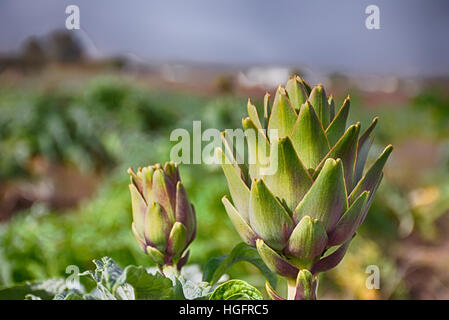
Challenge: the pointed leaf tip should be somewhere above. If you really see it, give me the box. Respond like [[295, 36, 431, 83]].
[[291, 101, 330, 169], [294, 158, 348, 232], [249, 179, 293, 250], [222, 196, 258, 246], [256, 239, 299, 279]]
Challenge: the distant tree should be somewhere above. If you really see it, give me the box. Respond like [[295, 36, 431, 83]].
[[21, 37, 46, 70], [46, 30, 84, 63]]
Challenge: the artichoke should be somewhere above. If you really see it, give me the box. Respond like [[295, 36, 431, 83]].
[[218, 76, 392, 299], [128, 162, 196, 270]]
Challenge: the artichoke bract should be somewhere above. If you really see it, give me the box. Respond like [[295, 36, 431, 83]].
[[128, 162, 196, 270], [218, 76, 392, 299]]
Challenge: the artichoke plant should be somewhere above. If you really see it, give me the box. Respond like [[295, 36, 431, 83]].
[[128, 162, 196, 272], [218, 76, 392, 300]]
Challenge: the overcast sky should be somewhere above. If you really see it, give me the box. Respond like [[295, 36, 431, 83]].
[[1, 0, 449, 76]]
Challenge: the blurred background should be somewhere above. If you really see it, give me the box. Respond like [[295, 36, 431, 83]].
[[1, 0, 449, 299]]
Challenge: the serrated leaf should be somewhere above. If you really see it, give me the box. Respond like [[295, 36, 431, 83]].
[[209, 280, 263, 300], [120, 265, 182, 300], [90, 257, 124, 293], [0, 279, 67, 300]]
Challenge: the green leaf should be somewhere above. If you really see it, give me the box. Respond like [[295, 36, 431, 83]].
[[326, 96, 350, 146], [291, 101, 330, 169], [314, 123, 360, 189], [140, 166, 155, 205], [218, 147, 250, 221], [120, 265, 183, 300], [247, 99, 263, 130], [175, 181, 195, 240], [264, 137, 313, 212], [309, 84, 330, 128], [221, 196, 257, 246], [167, 222, 187, 259], [89, 256, 124, 293], [297, 77, 312, 95], [220, 130, 250, 184], [267, 86, 297, 140], [152, 168, 176, 222], [256, 239, 299, 279], [129, 183, 147, 238], [0, 279, 67, 300], [144, 203, 171, 252], [286, 76, 307, 111], [349, 145, 393, 203], [209, 280, 263, 300], [328, 191, 369, 246], [202, 242, 277, 288], [311, 238, 352, 274], [354, 117, 378, 185], [175, 276, 211, 300], [249, 179, 294, 250], [146, 246, 166, 265], [294, 158, 348, 232], [263, 92, 271, 128], [243, 117, 271, 180]]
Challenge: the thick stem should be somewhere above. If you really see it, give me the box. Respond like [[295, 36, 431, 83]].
[[287, 273, 318, 300]]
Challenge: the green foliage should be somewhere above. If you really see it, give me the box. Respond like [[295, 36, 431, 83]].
[[202, 242, 277, 288], [0, 256, 267, 300], [1, 75, 449, 300], [209, 280, 263, 300]]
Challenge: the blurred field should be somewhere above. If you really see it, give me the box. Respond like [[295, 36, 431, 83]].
[[1, 57, 449, 299]]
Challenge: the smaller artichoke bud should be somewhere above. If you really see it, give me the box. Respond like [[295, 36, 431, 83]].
[[128, 162, 196, 269]]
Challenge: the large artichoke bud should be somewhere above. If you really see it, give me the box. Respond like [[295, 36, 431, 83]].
[[128, 162, 196, 270], [218, 76, 392, 299]]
